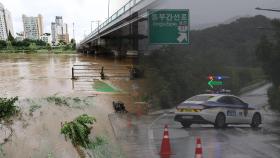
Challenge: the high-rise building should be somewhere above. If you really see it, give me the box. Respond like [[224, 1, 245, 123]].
[[0, 2, 14, 40], [22, 14, 44, 40], [55, 16, 63, 26], [37, 14, 43, 37], [40, 33, 51, 44], [51, 16, 69, 45]]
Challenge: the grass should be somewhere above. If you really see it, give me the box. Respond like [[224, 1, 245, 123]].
[[92, 80, 120, 93], [73, 97, 82, 103], [46, 95, 92, 109], [46, 95, 70, 106], [29, 103, 41, 114], [27, 99, 42, 114]]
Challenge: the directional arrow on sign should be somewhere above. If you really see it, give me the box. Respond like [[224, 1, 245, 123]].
[[208, 80, 214, 88], [208, 79, 223, 88]]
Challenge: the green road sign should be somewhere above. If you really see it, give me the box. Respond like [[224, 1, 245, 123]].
[[208, 80, 223, 88], [149, 9, 189, 45]]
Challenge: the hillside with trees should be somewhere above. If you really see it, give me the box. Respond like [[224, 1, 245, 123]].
[[140, 15, 272, 109], [256, 19, 280, 111]]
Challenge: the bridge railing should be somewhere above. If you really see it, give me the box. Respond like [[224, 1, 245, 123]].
[[81, 0, 144, 44]]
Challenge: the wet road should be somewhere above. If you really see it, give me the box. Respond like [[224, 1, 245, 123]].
[[111, 84, 280, 158], [150, 84, 280, 158]]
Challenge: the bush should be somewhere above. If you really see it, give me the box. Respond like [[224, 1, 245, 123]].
[[61, 114, 96, 148], [0, 97, 19, 119], [0, 40, 6, 49], [268, 86, 280, 111]]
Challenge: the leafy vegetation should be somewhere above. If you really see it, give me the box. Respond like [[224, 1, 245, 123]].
[[29, 101, 41, 114], [0, 33, 77, 53], [46, 95, 70, 106], [256, 19, 280, 111], [61, 114, 96, 148], [140, 15, 269, 109], [0, 97, 19, 119], [46, 95, 91, 109], [47, 152, 54, 158]]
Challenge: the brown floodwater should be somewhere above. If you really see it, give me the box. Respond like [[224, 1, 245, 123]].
[[0, 53, 138, 158], [0, 53, 134, 98]]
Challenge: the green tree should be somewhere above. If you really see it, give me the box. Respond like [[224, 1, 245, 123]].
[[58, 40, 66, 46], [7, 31, 14, 42], [256, 19, 280, 110], [46, 43, 52, 51], [61, 114, 96, 148], [6, 41, 14, 50], [70, 38, 76, 50], [28, 43, 37, 51], [0, 40, 6, 49], [63, 44, 71, 50]]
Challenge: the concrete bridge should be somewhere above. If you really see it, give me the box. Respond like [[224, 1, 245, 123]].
[[78, 0, 160, 56]]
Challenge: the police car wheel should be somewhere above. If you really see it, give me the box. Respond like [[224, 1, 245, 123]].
[[215, 113, 226, 128], [181, 122, 192, 128], [251, 113, 261, 128]]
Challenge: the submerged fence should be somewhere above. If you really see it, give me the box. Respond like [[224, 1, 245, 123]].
[[71, 64, 135, 80]]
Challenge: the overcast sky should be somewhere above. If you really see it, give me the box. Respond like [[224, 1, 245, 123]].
[[1, 0, 280, 42]]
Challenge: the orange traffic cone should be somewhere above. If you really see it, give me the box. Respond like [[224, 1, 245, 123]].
[[194, 137, 203, 158], [159, 125, 172, 158]]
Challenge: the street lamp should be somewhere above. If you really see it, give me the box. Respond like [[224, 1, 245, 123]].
[[108, 0, 110, 19], [255, 7, 280, 12]]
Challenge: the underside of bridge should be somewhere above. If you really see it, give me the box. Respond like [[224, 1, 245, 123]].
[[79, 12, 149, 56]]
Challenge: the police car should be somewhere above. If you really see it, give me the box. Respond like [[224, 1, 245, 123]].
[[174, 94, 262, 128]]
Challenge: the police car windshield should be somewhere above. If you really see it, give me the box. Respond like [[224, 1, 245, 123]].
[[187, 95, 214, 101]]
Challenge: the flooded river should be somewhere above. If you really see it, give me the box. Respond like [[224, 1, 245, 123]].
[[0, 53, 138, 158], [0, 53, 133, 97]]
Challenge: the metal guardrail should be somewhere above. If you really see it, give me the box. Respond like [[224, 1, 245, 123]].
[[80, 0, 144, 44]]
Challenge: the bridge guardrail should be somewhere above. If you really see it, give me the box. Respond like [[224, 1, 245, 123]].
[[81, 0, 145, 44]]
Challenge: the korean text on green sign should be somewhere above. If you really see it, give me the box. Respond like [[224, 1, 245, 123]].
[[149, 9, 189, 44]]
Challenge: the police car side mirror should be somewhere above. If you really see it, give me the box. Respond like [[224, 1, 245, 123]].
[[244, 103, 249, 108]]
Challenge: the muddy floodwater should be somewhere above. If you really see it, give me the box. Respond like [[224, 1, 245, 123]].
[[0, 53, 134, 97], [0, 53, 139, 158]]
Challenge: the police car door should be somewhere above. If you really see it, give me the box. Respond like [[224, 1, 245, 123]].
[[217, 96, 237, 123], [230, 97, 250, 123]]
